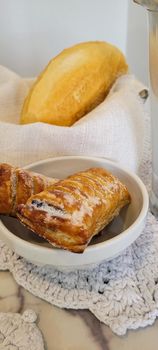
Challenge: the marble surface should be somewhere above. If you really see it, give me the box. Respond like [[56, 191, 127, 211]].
[[0, 271, 158, 350]]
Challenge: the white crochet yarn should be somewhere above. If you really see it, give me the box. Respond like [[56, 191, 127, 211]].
[[0, 310, 44, 349], [1, 108, 158, 337], [0, 210, 158, 336]]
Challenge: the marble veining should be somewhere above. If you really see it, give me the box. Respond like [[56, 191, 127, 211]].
[[66, 310, 110, 350], [1, 271, 158, 349]]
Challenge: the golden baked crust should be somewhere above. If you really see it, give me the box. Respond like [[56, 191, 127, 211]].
[[17, 167, 131, 253], [0, 163, 58, 216], [20, 41, 128, 126], [0, 163, 13, 214]]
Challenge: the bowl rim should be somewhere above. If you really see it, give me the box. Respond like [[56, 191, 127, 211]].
[[0, 156, 149, 256]]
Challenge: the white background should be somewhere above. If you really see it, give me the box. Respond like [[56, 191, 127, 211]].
[[0, 0, 149, 85]]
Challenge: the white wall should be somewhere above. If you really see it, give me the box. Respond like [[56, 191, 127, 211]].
[[0, 0, 128, 77], [0, 0, 150, 85]]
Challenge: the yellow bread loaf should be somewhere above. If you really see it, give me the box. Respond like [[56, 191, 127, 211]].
[[20, 41, 128, 126]]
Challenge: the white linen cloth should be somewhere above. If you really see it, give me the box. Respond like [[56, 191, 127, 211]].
[[0, 107, 155, 338], [0, 65, 147, 171]]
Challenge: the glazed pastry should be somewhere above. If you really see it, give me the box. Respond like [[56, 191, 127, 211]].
[[17, 167, 131, 253], [0, 163, 58, 216], [20, 41, 128, 126]]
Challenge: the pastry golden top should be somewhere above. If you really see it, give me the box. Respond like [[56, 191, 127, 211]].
[[17, 167, 131, 253], [20, 41, 128, 126]]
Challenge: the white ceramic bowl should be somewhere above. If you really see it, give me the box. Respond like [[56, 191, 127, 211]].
[[0, 156, 149, 270]]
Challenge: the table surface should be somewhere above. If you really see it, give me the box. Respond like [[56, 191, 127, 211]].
[[1, 270, 158, 350]]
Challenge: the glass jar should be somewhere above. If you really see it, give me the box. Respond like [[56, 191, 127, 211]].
[[134, 0, 158, 216]]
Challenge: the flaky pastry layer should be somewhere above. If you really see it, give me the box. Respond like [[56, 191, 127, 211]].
[[17, 167, 131, 253], [0, 163, 58, 216]]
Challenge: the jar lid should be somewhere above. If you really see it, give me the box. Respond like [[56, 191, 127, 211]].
[[134, 0, 158, 10]]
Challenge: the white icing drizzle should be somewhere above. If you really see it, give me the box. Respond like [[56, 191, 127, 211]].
[[31, 197, 96, 226], [89, 196, 101, 205], [63, 193, 75, 205], [102, 180, 119, 193], [71, 201, 93, 226], [64, 192, 101, 206]]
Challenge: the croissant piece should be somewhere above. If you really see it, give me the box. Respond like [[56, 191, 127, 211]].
[[0, 163, 58, 216], [17, 167, 131, 253], [20, 41, 128, 126]]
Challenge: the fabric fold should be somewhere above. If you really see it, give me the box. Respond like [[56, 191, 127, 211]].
[[0, 65, 147, 171]]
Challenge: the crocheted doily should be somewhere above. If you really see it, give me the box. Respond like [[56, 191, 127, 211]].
[[0, 310, 44, 349], [1, 108, 158, 336]]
